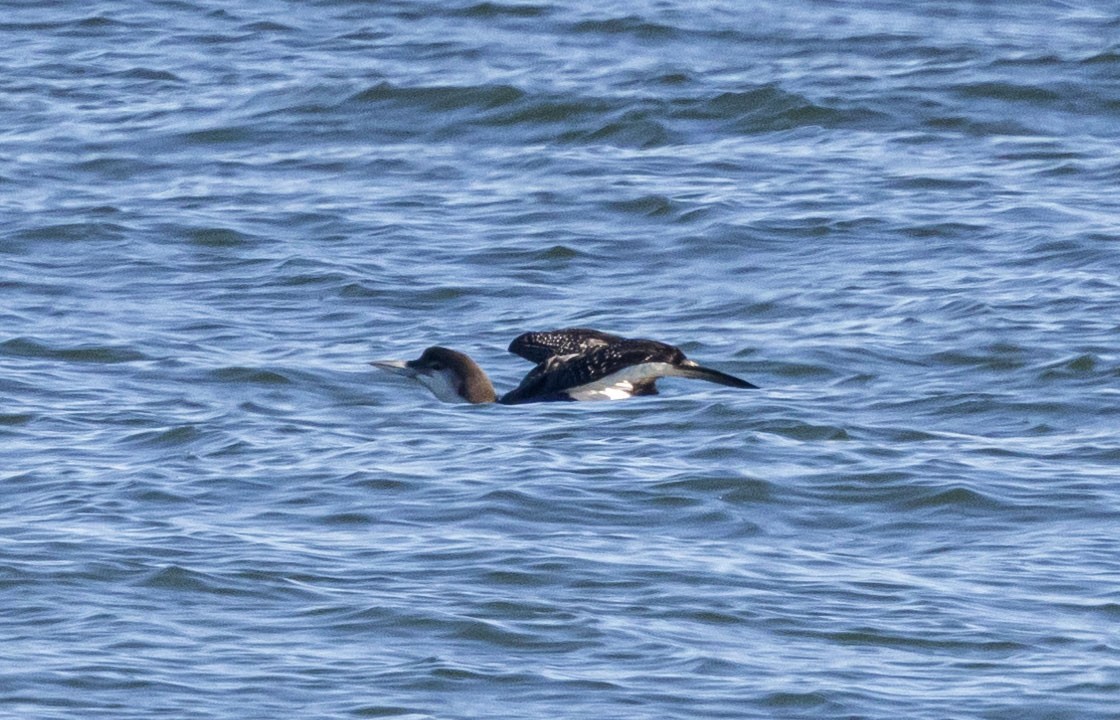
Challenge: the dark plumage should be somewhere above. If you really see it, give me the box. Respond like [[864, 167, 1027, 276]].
[[500, 337, 756, 404], [372, 328, 757, 405], [507, 327, 625, 364]]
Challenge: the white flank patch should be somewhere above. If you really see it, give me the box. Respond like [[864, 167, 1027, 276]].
[[566, 362, 676, 401]]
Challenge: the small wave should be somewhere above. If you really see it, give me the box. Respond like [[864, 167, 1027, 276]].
[[579, 114, 673, 148], [1039, 353, 1112, 381], [74, 156, 165, 180], [899, 485, 1004, 511], [568, 15, 677, 40], [122, 424, 205, 447], [766, 361, 840, 380], [138, 564, 248, 596], [673, 86, 883, 132], [339, 282, 389, 299], [760, 691, 835, 710], [180, 125, 254, 145], [538, 243, 584, 260], [890, 175, 989, 190], [653, 474, 773, 504], [0, 337, 147, 364], [238, 21, 295, 33], [13, 222, 129, 243], [1083, 49, 1120, 65], [605, 194, 677, 217], [954, 81, 1063, 104], [930, 345, 1029, 372], [210, 366, 293, 385], [925, 114, 1036, 136], [350, 81, 525, 112], [763, 420, 851, 441], [902, 221, 989, 238], [808, 627, 1026, 653], [452, 2, 551, 19], [113, 67, 184, 82], [344, 79, 875, 146], [485, 96, 606, 126], [73, 14, 127, 29], [184, 227, 258, 248]]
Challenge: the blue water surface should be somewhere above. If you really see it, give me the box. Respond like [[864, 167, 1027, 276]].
[[2, 1, 1119, 718]]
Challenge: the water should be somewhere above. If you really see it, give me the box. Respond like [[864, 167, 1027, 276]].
[[3, 1, 1120, 718]]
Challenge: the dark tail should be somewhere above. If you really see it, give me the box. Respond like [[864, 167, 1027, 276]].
[[674, 363, 758, 389]]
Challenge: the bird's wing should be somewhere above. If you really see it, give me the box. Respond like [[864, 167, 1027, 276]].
[[499, 340, 678, 404], [506, 327, 625, 364]]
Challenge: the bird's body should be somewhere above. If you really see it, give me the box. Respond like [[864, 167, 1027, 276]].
[[371, 327, 757, 405]]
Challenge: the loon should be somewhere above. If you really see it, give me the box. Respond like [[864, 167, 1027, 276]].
[[371, 327, 758, 405]]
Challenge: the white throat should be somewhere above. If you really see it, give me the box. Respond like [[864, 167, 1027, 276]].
[[417, 369, 470, 403]]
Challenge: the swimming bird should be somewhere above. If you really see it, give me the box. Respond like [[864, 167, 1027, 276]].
[[370, 346, 498, 404], [371, 328, 757, 405]]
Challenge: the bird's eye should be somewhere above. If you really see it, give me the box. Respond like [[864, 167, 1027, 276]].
[[430, 363, 444, 371]]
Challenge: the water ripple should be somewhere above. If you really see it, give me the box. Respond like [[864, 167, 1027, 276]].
[[3, 1, 1119, 719]]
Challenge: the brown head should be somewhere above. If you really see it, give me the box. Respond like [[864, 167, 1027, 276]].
[[371, 346, 497, 403]]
